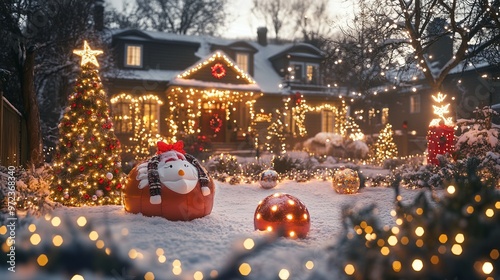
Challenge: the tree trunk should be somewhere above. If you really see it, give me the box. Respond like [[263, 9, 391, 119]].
[[20, 46, 43, 167]]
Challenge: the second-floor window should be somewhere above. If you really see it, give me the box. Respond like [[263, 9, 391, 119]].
[[125, 44, 142, 67], [236, 52, 249, 73], [306, 65, 318, 83], [410, 95, 421, 114]]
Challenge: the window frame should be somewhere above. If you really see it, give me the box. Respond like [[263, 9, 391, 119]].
[[410, 94, 421, 114], [124, 44, 143, 68], [235, 52, 249, 73]]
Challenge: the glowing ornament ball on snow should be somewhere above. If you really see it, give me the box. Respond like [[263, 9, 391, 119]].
[[254, 193, 310, 238], [332, 168, 360, 194], [123, 141, 215, 221], [259, 169, 279, 189]]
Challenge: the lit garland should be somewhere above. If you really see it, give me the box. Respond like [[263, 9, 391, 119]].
[[51, 41, 122, 206]]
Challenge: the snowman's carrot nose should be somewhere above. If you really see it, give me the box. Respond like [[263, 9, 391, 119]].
[[178, 169, 185, 176]]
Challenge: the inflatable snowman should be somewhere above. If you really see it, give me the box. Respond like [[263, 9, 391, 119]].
[[123, 141, 215, 221]]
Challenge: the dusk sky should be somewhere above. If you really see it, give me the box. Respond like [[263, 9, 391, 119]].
[[106, 0, 354, 39]]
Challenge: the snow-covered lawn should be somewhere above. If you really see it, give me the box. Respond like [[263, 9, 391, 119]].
[[12, 165, 430, 280]]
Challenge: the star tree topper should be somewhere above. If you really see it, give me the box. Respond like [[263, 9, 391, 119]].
[[73, 40, 103, 67]]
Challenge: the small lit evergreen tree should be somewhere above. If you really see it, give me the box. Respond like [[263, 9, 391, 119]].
[[372, 123, 398, 164], [51, 41, 122, 206]]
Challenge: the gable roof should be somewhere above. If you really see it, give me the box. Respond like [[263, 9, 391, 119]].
[[170, 51, 260, 92]]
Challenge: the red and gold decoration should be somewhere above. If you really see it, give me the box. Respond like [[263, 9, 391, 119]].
[[51, 40, 123, 206], [332, 168, 360, 194], [123, 141, 215, 221], [211, 62, 226, 79], [427, 92, 455, 165], [254, 193, 310, 238], [258, 169, 279, 189]]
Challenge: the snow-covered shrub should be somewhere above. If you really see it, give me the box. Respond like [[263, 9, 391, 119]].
[[205, 153, 242, 181], [395, 154, 457, 189], [302, 132, 368, 159], [272, 155, 301, 175], [329, 164, 500, 280], [346, 140, 369, 159], [0, 164, 57, 218], [455, 106, 500, 159], [478, 151, 500, 187], [241, 162, 266, 182]]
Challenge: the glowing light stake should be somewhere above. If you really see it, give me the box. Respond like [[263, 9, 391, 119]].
[[254, 193, 311, 238], [430, 93, 454, 127], [427, 92, 455, 165]]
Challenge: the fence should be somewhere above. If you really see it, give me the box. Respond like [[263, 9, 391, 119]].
[[1, 94, 28, 166]]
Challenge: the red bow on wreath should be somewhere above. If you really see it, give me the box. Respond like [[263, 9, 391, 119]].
[[157, 140, 186, 155]]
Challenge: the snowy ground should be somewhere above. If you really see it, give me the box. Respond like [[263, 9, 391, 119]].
[[5, 164, 434, 280]]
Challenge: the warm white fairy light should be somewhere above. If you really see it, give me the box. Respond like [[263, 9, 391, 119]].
[[73, 40, 103, 67]]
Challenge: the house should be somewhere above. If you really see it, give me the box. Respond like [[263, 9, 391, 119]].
[[105, 28, 341, 158], [350, 59, 500, 157]]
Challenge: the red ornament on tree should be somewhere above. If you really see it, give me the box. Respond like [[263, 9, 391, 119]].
[[254, 193, 311, 238]]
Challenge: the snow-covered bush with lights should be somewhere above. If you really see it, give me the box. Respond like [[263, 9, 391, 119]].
[[326, 158, 500, 279], [0, 165, 56, 219], [205, 153, 242, 182]]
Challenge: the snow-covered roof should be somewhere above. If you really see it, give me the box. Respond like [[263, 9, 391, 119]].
[[109, 29, 320, 94], [106, 68, 180, 82]]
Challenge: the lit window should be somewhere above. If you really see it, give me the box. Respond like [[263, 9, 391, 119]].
[[112, 97, 133, 133], [125, 45, 142, 67], [306, 65, 318, 83], [382, 108, 389, 124], [410, 95, 421, 114], [322, 110, 335, 132], [141, 99, 159, 134], [236, 53, 249, 73]]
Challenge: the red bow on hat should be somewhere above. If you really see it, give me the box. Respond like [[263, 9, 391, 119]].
[[157, 140, 186, 155]]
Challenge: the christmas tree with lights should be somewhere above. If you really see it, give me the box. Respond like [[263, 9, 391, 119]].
[[51, 41, 123, 206], [372, 123, 398, 164]]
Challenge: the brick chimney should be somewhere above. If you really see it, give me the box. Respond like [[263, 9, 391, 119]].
[[94, 0, 104, 31], [257, 27, 268, 46]]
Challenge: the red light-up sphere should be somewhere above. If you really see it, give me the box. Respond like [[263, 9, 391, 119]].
[[259, 169, 279, 189], [254, 193, 310, 238], [332, 168, 360, 194]]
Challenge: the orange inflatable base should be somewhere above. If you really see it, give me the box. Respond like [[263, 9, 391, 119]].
[[123, 165, 215, 221]]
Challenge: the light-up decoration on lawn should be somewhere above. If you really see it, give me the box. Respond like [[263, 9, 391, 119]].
[[332, 168, 360, 194], [427, 92, 454, 165], [123, 141, 215, 221], [254, 193, 310, 238], [258, 169, 279, 189]]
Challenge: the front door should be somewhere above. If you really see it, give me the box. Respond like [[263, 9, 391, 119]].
[[201, 106, 226, 142]]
